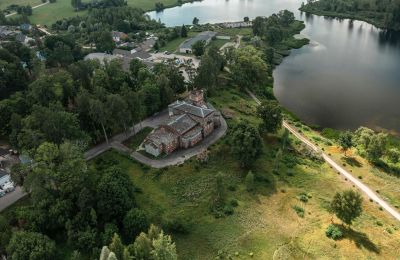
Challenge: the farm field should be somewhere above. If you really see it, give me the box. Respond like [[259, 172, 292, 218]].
[[9, 0, 195, 26], [0, 0, 42, 10], [91, 88, 400, 259]]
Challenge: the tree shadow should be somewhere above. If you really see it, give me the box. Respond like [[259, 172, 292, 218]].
[[339, 224, 380, 254], [342, 156, 362, 167]]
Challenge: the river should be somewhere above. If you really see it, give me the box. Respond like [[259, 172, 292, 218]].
[[147, 0, 400, 133]]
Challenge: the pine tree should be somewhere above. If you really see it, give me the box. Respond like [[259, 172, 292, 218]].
[[109, 233, 124, 260]]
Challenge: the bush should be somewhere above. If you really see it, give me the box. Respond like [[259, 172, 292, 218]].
[[229, 199, 238, 207], [227, 184, 236, 191], [292, 205, 305, 218], [325, 224, 343, 240], [298, 194, 309, 203], [223, 205, 234, 215], [162, 215, 190, 234]]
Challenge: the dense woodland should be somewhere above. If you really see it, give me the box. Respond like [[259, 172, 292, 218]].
[[301, 0, 400, 30]]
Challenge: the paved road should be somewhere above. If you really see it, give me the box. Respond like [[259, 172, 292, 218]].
[[247, 89, 400, 222], [0, 187, 26, 212], [128, 116, 227, 168], [5, 1, 49, 17], [85, 110, 169, 160]]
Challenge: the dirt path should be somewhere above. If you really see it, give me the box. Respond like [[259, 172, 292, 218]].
[[246, 89, 400, 222], [5, 1, 49, 17]]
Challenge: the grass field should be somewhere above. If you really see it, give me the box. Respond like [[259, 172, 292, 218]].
[[159, 32, 197, 52], [0, 0, 42, 10], [285, 118, 400, 211], [92, 88, 400, 259], [12, 0, 193, 26]]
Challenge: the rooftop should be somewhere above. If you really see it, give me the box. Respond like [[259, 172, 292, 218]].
[[180, 31, 217, 49], [167, 114, 198, 135], [170, 101, 214, 118], [84, 53, 119, 64]]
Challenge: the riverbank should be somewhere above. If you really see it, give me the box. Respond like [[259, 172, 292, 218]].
[[299, 7, 386, 30]]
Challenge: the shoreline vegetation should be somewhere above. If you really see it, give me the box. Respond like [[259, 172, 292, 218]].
[[299, 0, 400, 31]]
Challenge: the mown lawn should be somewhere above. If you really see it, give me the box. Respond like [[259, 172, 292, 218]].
[[159, 31, 197, 53], [93, 87, 400, 259]]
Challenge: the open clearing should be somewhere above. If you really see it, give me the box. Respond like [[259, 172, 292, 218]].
[[92, 88, 400, 259]]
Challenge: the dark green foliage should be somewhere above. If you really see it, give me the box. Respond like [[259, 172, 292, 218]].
[[229, 120, 263, 168], [292, 205, 305, 218], [155, 2, 165, 12], [338, 131, 353, 156], [245, 171, 255, 192], [162, 215, 191, 234], [223, 205, 234, 215], [192, 17, 199, 25], [0, 216, 11, 255], [257, 100, 283, 134], [210, 172, 226, 217], [301, 0, 400, 31], [97, 167, 136, 223], [180, 24, 188, 37], [325, 224, 343, 240], [330, 190, 363, 226], [93, 31, 115, 53], [192, 40, 206, 56], [123, 208, 149, 242], [6, 231, 56, 260], [229, 199, 239, 207]]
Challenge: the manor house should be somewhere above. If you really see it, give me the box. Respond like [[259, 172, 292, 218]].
[[143, 90, 220, 157]]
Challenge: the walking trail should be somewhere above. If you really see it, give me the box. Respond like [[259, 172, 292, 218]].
[[246, 89, 400, 222], [5, 1, 49, 17]]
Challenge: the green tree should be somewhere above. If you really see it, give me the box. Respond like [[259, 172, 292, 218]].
[[97, 167, 135, 222], [257, 100, 282, 134], [71, 0, 82, 10], [229, 120, 263, 168], [89, 98, 109, 144], [192, 40, 206, 56], [123, 208, 149, 242], [94, 31, 116, 53], [0, 215, 11, 255], [245, 171, 255, 192], [387, 148, 400, 163], [338, 131, 353, 156], [192, 17, 199, 25], [180, 24, 188, 37], [109, 233, 124, 260], [330, 189, 363, 226], [151, 231, 178, 260], [244, 16, 250, 22], [366, 133, 387, 162], [133, 232, 152, 259], [210, 172, 226, 212], [6, 231, 56, 260], [106, 94, 131, 133], [231, 46, 269, 91], [10, 163, 30, 186]]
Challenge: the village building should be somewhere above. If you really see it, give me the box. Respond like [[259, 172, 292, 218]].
[[144, 90, 221, 157], [179, 31, 217, 53], [111, 31, 128, 43]]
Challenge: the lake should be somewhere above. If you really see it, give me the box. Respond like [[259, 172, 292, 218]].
[[148, 0, 400, 133]]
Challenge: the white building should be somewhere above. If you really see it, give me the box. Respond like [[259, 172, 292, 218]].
[[179, 31, 217, 54]]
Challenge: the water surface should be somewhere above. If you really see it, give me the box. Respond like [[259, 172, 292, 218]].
[[148, 0, 400, 133]]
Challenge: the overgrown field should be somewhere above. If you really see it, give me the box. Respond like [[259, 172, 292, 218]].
[[93, 88, 400, 259]]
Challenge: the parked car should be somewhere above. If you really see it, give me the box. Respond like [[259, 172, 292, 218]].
[[0, 189, 5, 197], [3, 182, 15, 193]]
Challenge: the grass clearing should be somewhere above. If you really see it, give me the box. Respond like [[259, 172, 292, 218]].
[[123, 127, 153, 150], [160, 31, 197, 52], [0, 0, 42, 10], [91, 88, 400, 259]]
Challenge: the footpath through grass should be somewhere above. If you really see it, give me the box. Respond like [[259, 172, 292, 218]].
[[92, 87, 400, 259]]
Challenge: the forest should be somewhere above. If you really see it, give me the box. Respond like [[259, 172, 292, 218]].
[[301, 0, 400, 30]]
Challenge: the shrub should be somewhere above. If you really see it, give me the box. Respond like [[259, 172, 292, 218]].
[[229, 199, 238, 207], [223, 205, 234, 215], [162, 215, 190, 234], [376, 221, 383, 226], [358, 175, 362, 179], [227, 184, 236, 191], [298, 194, 309, 203], [245, 171, 255, 192], [325, 224, 343, 240], [292, 205, 305, 218]]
